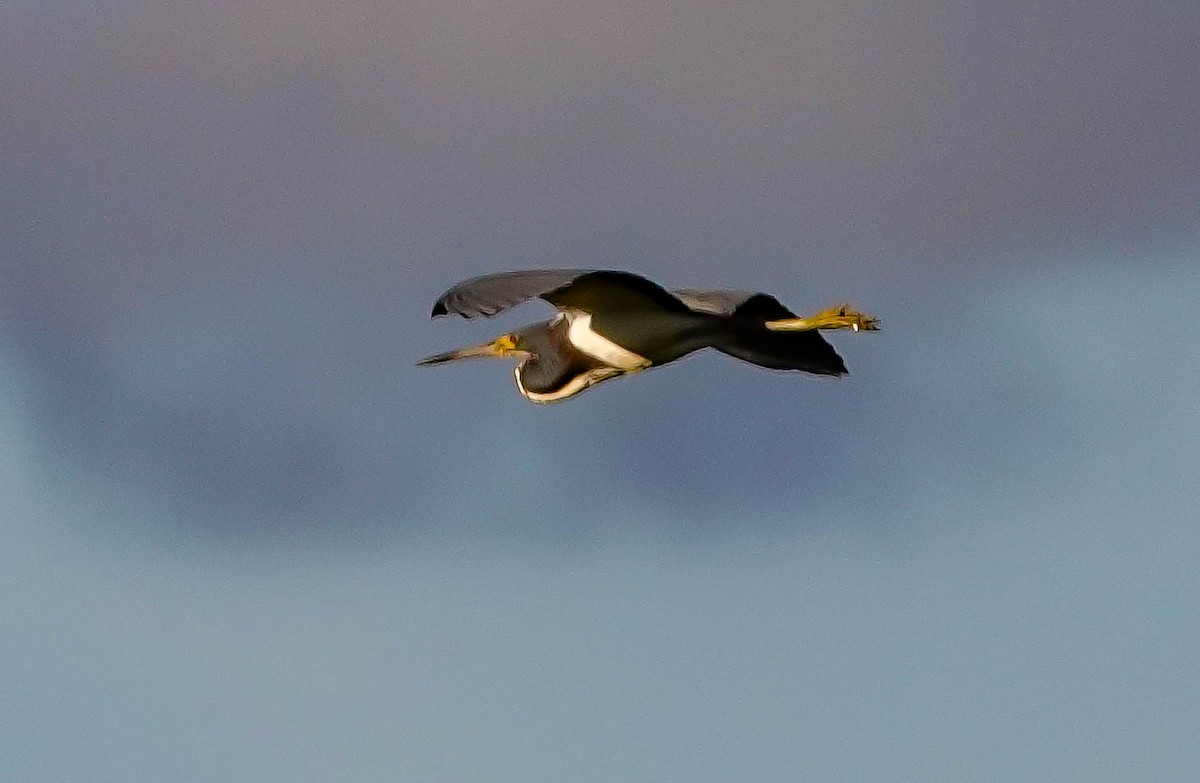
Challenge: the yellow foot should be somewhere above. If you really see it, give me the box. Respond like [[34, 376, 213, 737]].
[[764, 304, 880, 333]]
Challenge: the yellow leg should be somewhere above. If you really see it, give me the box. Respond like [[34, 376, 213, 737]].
[[764, 304, 880, 333]]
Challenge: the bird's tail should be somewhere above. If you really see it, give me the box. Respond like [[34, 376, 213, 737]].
[[711, 321, 849, 376]]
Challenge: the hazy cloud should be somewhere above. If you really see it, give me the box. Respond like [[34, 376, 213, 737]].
[[1, 3, 1198, 777]]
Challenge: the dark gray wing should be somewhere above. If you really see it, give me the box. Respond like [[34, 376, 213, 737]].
[[431, 269, 594, 318], [672, 289, 799, 319]]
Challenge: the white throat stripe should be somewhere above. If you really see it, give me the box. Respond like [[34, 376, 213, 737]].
[[515, 365, 624, 403], [565, 311, 651, 370]]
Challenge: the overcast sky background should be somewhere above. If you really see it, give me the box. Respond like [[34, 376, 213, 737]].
[[2, 1, 1199, 780]]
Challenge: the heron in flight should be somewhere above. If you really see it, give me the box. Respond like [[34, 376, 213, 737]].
[[418, 269, 878, 403]]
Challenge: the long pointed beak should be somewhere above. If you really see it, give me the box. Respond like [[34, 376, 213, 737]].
[[416, 334, 518, 366]]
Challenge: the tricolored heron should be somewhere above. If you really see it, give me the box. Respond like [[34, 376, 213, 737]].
[[418, 269, 878, 403]]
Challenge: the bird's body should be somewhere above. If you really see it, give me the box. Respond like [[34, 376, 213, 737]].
[[419, 269, 878, 403]]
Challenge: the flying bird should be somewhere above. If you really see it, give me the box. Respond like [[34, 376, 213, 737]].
[[418, 269, 878, 403]]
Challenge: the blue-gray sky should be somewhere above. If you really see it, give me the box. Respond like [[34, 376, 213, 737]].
[[2, 1, 1199, 780]]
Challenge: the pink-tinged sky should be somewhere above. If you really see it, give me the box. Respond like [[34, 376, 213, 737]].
[[2, 1, 1198, 780]]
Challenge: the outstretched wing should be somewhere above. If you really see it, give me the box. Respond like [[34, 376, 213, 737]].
[[431, 269, 594, 318], [430, 269, 689, 319], [432, 272, 816, 323]]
